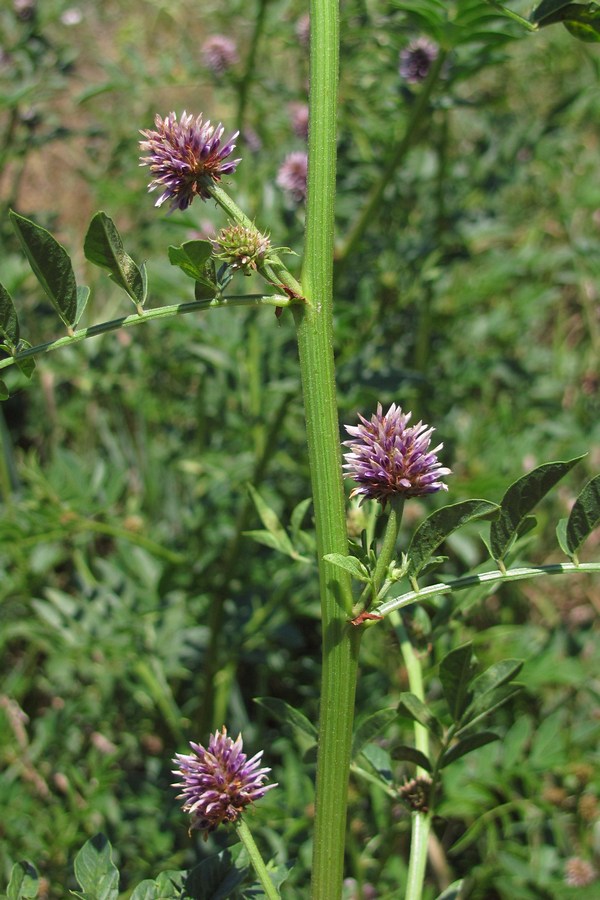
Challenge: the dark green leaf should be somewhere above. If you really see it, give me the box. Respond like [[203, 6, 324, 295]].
[[531, 0, 575, 23], [439, 731, 499, 768], [324, 552, 370, 582], [73, 834, 119, 900], [490, 456, 584, 561], [254, 697, 317, 741], [0, 380, 8, 401], [185, 848, 249, 899], [168, 240, 215, 285], [84, 212, 145, 306], [566, 475, 600, 556], [10, 210, 79, 328], [563, 6, 600, 42], [0, 282, 19, 347], [397, 692, 443, 738], [352, 708, 398, 758], [360, 741, 394, 785], [439, 643, 475, 722], [7, 861, 38, 900], [469, 659, 523, 700], [407, 500, 499, 577], [390, 744, 433, 772], [457, 684, 523, 734], [14, 342, 35, 380]]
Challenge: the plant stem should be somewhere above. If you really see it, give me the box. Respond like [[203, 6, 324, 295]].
[[0, 294, 291, 372], [295, 0, 362, 897], [236, 816, 280, 900], [393, 613, 431, 900], [376, 562, 600, 618]]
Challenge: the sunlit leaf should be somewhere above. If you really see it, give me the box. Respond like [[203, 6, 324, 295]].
[[324, 552, 370, 582], [73, 834, 119, 900], [6, 861, 38, 900]]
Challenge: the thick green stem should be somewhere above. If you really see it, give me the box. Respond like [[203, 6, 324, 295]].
[[236, 816, 280, 900], [294, 0, 363, 897]]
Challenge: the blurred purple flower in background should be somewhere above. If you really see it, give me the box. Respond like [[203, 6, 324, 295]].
[[289, 102, 309, 140], [276, 151, 308, 203], [172, 727, 276, 835], [201, 35, 239, 76], [343, 403, 451, 505], [399, 37, 439, 84], [140, 111, 240, 211]]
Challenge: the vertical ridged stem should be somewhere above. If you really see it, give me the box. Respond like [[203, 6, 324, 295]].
[[393, 613, 431, 898], [292, 1, 362, 897]]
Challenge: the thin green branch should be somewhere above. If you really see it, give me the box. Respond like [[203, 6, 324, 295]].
[[376, 562, 600, 617], [236, 817, 280, 900], [0, 293, 291, 372], [486, 0, 538, 30]]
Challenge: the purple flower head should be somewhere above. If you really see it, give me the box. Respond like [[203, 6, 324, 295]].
[[139, 111, 240, 212], [399, 37, 439, 84], [295, 13, 310, 48], [172, 727, 277, 835], [276, 151, 308, 203], [343, 403, 451, 505], [202, 35, 239, 76]]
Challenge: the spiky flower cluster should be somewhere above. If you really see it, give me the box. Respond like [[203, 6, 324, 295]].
[[213, 223, 271, 273], [139, 112, 240, 212], [343, 403, 451, 505], [399, 37, 439, 84], [172, 727, 276, 835]]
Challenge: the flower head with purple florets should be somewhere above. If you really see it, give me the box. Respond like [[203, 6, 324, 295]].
[[399, 37, 439, 84], [172, 727, 277, 836], [140, 111, 240, 212], [276, 151, 308, 203], [343, 403, 451, 505]]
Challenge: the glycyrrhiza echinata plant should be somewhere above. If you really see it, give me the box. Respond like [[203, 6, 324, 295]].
[[1, 0, 600, 898]]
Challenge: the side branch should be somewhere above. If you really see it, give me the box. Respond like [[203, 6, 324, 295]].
[[375, 562, 600, 617], [0, 293, 291, 371]]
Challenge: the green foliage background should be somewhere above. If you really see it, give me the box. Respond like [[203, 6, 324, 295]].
[[0, 0, 599, 897]]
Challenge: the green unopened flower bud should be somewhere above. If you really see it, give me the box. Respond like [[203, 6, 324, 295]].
[[213, 223, 271, 274]]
